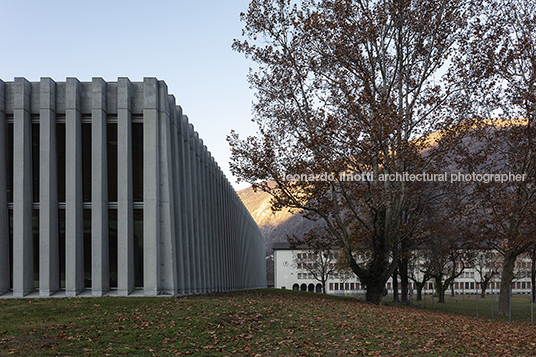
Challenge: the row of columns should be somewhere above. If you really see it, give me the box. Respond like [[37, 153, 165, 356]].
[[0, 77, 266, 297]]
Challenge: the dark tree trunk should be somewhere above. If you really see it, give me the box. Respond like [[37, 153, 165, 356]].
[[399, 258, 409, 303], [530, 248, 536, 302], [435, 278, 445, 303], [498, 251, 517, 315], [364, 280, 385, 305], [416, 282, 424, 301], [480, 281, 488, 299], [392, 267, 399, 303]]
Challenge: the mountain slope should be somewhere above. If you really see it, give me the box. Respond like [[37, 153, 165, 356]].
[[237, 184, 321, 256]]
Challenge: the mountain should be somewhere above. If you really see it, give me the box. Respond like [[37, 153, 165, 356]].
[[237, 183, 321, 256]]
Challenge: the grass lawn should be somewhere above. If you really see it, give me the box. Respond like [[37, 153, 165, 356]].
[[402, 293, 535, 324], [1, 289, 536, 356]]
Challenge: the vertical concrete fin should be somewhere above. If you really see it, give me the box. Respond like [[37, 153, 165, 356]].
[[117, 77, 134, 296], [13, 77, 33, 297], [0, 79, 9, 295], [159, 89, 178, 295], [65, 77, 84, 297], [178, 113, 193, 294], [91, 77, 109, 296], [143, 77, 161, 296], [39, 77, 59, 297]]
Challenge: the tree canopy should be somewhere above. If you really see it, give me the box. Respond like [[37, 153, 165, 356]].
[[229, 0, 536, 307]]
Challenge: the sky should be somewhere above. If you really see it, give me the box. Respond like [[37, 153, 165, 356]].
[[1, 0, 258, 190]]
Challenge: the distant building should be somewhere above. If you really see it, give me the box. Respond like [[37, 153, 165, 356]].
[[273, 242, 533, 296], [0, 77, 266, 298]]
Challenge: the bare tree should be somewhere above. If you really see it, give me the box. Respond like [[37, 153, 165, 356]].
[[473, 250, 501, 298], [293, 249, 338, 293]]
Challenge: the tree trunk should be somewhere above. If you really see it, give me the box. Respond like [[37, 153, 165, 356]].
[[436, 280, 445, 303], [416, 282, 424, 301], [392, 267, 399, 303], [480, 282, 487, 299], [365, 280, 385, 305], [399, 258, 409, 303], [498, 251, 517, 315], [530, 249, 536, 302]]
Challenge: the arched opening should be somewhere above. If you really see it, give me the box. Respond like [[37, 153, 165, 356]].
[[292, 283, 299, 291], [300, 283, 307, 291], [316, 283, 322, 293], [308, 283, 315, 292]]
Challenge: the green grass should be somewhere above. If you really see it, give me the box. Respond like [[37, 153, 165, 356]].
[[396, 293, 535, 323], [1, 289, 536, 356]]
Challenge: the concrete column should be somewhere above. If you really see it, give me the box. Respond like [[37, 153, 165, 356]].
[[65, 78, 84, 297], [13, 78, 33, 297], [117, 78, 133, 296], [179, 114, 193, 294], [204, 148, 215, 292], [187, 123, 201, 293], [186, 123, 201, 293], [213, 158, 223, 292], [216, 166, 225, 291], [39, 78, 59, 297], [206, 153, 215, 292], [169, 102, 185, 295], [91, 78, 109, 297], [158, 85, 178, 295], [196, 137, 207, 293], [0, 80, 8, 295], [221, 167, 230, 291], [143, 78, 161, 296]]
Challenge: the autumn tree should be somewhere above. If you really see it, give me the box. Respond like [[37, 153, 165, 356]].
[[230, 0, 471, 304], [408, 252, 433, 301], [288, 229, 340, 293], [419, 206, 470, 303], [472, 250, 501, 298], [450, 0, 536, 315]]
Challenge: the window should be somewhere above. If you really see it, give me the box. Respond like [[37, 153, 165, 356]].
[[334, 283, 339, 290], [132, 123, 143, 202], [297, 253, 301, 259], [133, 209, 144, 287], [297, 273, 301, 279], [350, 283, 354, 290], [329, 283, 333, 290], [297, 263, 302, 269], [345, 283, 349, 290], [107, 123, 118, 202]]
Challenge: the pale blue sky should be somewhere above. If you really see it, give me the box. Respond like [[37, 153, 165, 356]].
[[1, 0, 257, 190]]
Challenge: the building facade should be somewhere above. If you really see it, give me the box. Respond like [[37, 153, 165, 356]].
[[273, 242, 534, 296], [0, 77, 266, 298]]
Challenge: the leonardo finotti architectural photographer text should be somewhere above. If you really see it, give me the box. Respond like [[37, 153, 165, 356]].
[[282, 172, 528, 183]]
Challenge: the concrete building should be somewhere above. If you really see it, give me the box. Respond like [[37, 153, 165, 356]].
[[0, 77, 266, 298]]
